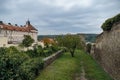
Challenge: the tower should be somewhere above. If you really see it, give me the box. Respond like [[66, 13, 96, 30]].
[[26, 20, 30, 27]]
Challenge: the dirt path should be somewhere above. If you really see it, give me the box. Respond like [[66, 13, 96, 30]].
[[74, 61, 87, 80], [80, 65, 87, 80]]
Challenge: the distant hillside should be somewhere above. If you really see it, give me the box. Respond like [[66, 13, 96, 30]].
[[38, 35, 59, 41], [38, 34, 98, 42], [84, 34, 98, 42], [77, 33, 98, 43]]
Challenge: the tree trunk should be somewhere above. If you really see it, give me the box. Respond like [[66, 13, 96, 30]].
[[70, 48, 75, 57], [71, 52, 74, 57]]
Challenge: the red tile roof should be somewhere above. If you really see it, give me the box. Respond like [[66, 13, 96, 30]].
[[0, 22, 38, 33]]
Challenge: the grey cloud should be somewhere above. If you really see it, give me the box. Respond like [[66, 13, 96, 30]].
[[0, 0, 11, 15], [0, 0, 120, 35]]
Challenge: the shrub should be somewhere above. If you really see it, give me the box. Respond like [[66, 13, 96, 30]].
[[25, 44, 60, 58], [33, 45, 43, 57], [43, 50, 50, 57], [25, 49, 34, 58], [19, 58, 43, 80], [7, 46, 19, 54], [43, 46, 56, 57], [51, 45, 59, 52], [0, 49, 29, 80], [0, 47, 7, 56], [25, 45, 43, 58], [86, 43, 92, 53], [101, 13, 120, 31], [0, 45, 59, 80]]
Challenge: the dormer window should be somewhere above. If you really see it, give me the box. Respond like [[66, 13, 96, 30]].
[[8, 23, 12, 25], [0, 21, 3, 24]]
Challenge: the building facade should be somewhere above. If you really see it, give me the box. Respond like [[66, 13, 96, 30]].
[[0, 20, 38, 47]]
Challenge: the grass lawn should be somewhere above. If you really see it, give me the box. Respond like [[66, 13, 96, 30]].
[[35, 50, 113, 80], [79, 50, 113, 80]]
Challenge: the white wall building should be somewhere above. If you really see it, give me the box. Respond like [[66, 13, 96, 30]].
[[0, 20, 38, 47]]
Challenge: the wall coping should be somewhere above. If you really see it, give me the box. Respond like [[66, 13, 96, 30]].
[[43, 50, 63, 67]]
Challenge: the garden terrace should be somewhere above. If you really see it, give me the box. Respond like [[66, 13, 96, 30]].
[[35, 50, 113, 80]]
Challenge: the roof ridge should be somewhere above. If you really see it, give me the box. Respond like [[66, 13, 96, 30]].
[[0, 21, 38, 33]]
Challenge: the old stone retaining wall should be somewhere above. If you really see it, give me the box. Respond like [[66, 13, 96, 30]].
[[90, 23, 120, 80], [43, 50, 63, 67]]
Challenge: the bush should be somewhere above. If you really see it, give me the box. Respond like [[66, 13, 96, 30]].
[[0, 47, 29, 80], [25, 44, 60, 58], [101, 13, 120, 31], [0, 44, 59, 80], [25, 49, 34, 57], [33, 45, 43, 57], [86, 43, 92, 53], [25, 45, 44, 58], [19, 58, 43, 80], [43, 50, 50, 57], [0, 47, 7, 56], [51, 45, 60, 52], [43, 45, 57, 57]]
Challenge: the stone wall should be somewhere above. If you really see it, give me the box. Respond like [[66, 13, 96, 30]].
[[43, 50, 63, 67], [91, 23, 120, 80]]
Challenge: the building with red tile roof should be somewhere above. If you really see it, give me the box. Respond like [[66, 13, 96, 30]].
[[0, 20, 38, 46]]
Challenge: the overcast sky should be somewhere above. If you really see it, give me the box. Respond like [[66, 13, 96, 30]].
[[0, 0, 120, 35]]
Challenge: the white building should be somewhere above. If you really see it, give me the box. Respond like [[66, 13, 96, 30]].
[[0, 20, 38, 47]]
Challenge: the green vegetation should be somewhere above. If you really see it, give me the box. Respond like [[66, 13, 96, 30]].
[[35, 51, 82, 80], [0, 46, 51, 80], [86, 43, 92, 53], [101, 13, 120, 31], [0, 34, 113, 80], [38, 34, 98, 43], [22, 35, 34, 48], [0, 47, 30, 80], [25, 44, 60, 58], [38, 35, 59, 41], [19, 58, 43, 80], [0, 44, 60, 80], [57, 35, 84, 57], [80, 50, 113, 80], [36, 50, 113, 80], [84, 34, 98, 42]]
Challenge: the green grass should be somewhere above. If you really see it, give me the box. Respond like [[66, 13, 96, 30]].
[[35, 50, 113, 80], [78, 50, 113, 80], [35, 51, 82, 80]]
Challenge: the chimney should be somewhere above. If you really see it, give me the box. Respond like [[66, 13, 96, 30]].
[[0, 21, 3, 24]]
